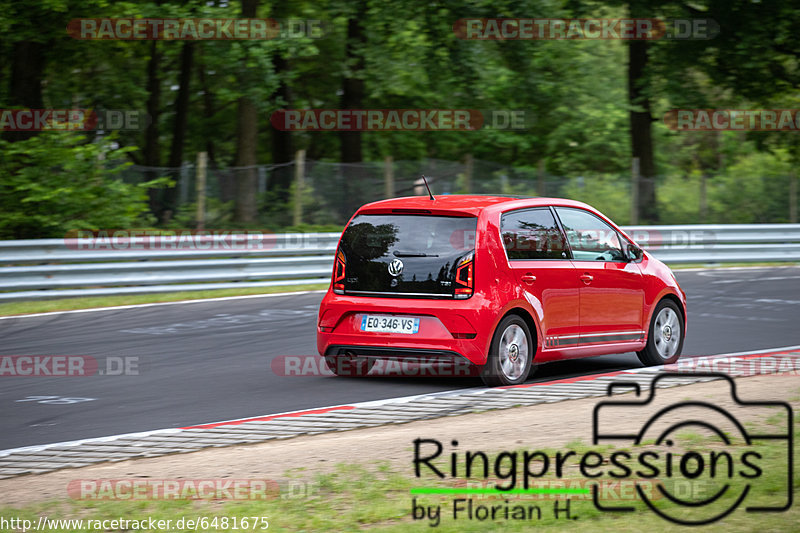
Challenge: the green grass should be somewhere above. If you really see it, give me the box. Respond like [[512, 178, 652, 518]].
[[0, 284, 328, 317], [2, 428, 797, 532]]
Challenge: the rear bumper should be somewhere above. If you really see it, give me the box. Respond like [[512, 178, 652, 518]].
[[324, 345, 471, 364], [316, 291, 492, 365]]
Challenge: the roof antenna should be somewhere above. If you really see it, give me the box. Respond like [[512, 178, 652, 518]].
[[421, 175, 435, 201]]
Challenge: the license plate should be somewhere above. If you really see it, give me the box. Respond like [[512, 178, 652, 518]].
[[361, 315, 420, 334]]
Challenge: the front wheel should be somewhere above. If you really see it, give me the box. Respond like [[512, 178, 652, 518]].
[[481, 315, 534, 387], [637, 300, 684, 366]]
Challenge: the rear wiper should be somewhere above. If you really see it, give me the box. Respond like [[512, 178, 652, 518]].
[[393, 251, 439, 257]]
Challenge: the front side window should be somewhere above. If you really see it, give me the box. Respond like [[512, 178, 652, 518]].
[[501, 208, 567, 260], [554, 207, 625, 262]]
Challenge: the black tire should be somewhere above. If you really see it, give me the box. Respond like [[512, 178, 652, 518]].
[[481, 315, 534, 387], [637, 299, 684, 366], [324, 354, 375, 377]]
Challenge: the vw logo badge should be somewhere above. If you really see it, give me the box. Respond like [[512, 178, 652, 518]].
[[388, 258, 404, 277]]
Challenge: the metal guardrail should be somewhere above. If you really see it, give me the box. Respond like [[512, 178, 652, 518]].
[[622, 224, 800, 263], [0, 225, 799, 302]]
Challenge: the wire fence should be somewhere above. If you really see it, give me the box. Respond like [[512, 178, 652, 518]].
[[119, 157, 798, 228]]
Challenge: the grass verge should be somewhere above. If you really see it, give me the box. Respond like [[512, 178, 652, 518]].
[[0, 284, 328, 317], [2, 426, 797, 532]]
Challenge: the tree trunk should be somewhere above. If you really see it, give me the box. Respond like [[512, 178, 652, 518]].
[[340, 16, 366, 165], [162, 41, 194, 224], [627, 4, 658, 223], [196, 48, 217, 165], [233, 0, 260, 224], [267, 0, 294, 201], [3, 41, 45, 142], [143, 40, 163, 218], [168, 42, 194, 169], [234, 96, 259, 223], [339, 4, 367, 218], [269, 53, 295, 201]]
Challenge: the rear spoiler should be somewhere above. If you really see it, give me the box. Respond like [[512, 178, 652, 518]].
[[356, 207, 479, 217]]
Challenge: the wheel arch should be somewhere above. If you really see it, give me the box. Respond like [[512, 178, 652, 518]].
[[645, 291, 687, 342], [493, 307, 540, 360]]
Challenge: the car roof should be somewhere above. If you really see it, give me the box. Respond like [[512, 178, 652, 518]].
[[355, 195, 596, 217]]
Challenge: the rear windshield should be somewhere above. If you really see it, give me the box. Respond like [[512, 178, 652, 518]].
[[338, 214, 477, 297]]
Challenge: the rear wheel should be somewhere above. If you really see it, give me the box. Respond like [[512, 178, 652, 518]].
[[481, 315, 533, 387], [324, 354, 375, 377], [637, 300, 684, 366]]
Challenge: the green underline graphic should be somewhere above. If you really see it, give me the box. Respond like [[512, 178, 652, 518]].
[[410, 487, 591, 495]]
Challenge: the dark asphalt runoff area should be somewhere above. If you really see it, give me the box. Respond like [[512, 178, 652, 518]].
[[1, 266, 799, 450]]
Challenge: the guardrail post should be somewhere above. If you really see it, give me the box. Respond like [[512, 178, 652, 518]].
[[537, 159, 545, 196], [700, 174, 707, 223], [630, 157, 640, 225], [196, 152, 207, 230], [293, 149, 306, 226], [384, 155, 394, 198], [463, 153, 473, 193]]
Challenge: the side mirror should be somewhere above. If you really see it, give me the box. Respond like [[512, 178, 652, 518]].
[[627, 243, 643, 262]]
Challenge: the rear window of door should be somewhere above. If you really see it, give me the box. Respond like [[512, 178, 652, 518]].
[[500, 208, 568, 260]]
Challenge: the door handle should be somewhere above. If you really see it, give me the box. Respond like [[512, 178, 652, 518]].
[[521, 274, 536, 284], [580, 273, 593, 283]]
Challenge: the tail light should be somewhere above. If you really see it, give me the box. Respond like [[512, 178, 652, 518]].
[[333, 249, 346, 294], [454, 251, 474, 299]]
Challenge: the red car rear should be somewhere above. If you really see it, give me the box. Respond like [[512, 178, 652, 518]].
[[317, 195, 686, 386]]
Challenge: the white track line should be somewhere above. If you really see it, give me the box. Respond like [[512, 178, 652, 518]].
[[0, 290, 328, 321], [679, 265, 799, 272], [0, 428, 185, 457]]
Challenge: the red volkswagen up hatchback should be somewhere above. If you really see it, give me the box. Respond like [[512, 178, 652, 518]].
[[317, 195, 686, 386]]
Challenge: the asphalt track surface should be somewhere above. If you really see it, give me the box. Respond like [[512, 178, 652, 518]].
[[1, 266, 799, 450]]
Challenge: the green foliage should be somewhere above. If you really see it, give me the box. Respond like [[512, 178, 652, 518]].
[[0, 134, 163, 238], [1, 0, 799, 235], [164, 197, 235, 230], [709, 149, 794, 223], [656, 173, 704, 224], [562, 175, 631, 224]]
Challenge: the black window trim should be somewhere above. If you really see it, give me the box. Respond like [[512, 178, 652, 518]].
[[499, 206, 572, 262]]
